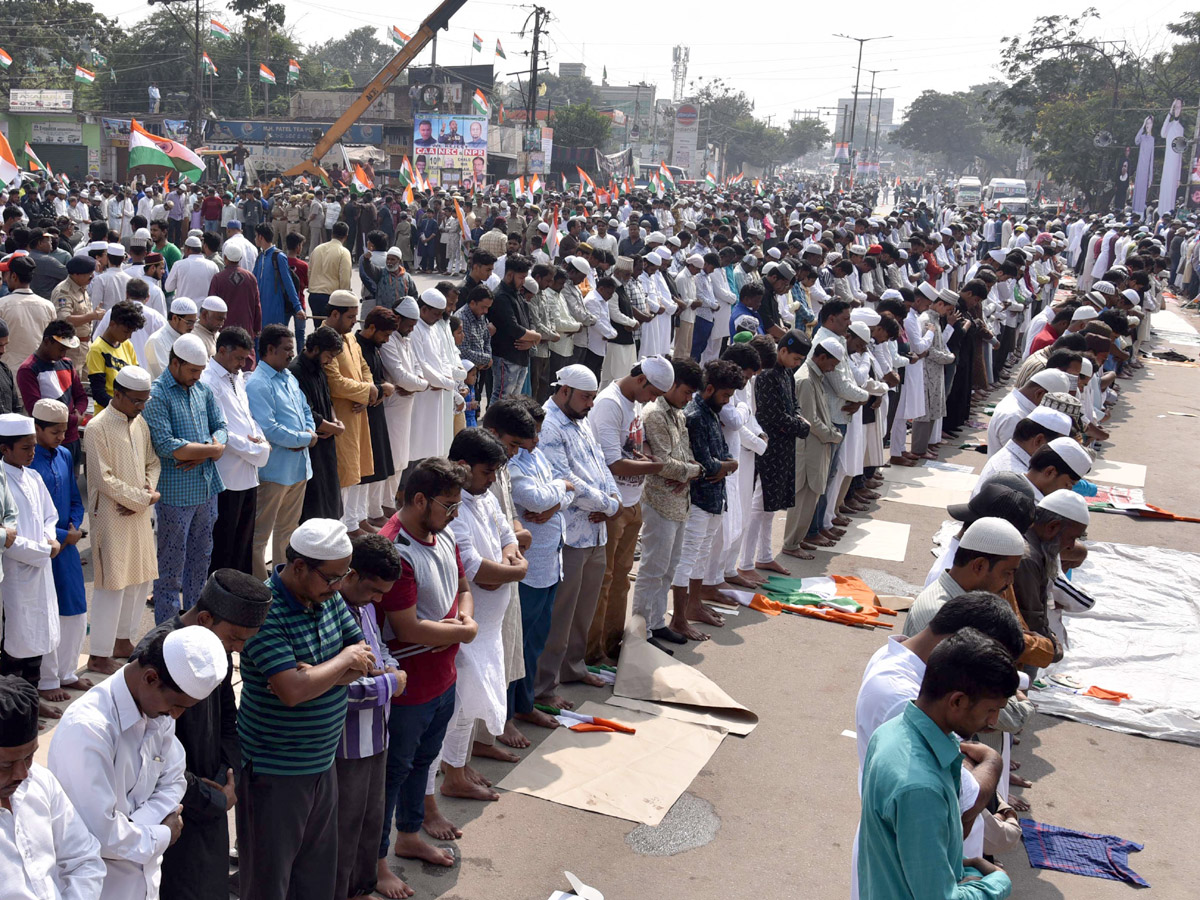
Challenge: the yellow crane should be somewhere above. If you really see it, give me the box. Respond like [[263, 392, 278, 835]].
[[284, 0, 468, 183]]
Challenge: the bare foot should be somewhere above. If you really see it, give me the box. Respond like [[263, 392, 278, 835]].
[[440, 767, 499, 801], [755, 559, 789, 575], [374, 859, 415, 899], [724, 573, 759, 588], [112, 639, 135, 659], [38, 701, 62, 719], [580, 673, 607, 687], [539, 694, 574, 711], [808, 535, 834, 547], [687, 602, 725, 627], [670, 620, 710, 641], [63, 677, 93, 691], [393, 832, 455, 866], [1009, 793, 1031, 813], [39, 687, 70, 703], [421, 798, 463, 841], [737, 568, 768, 585], [472, 740, 520, 762], [496, 720, 531, 749], [87, 656, 122, 675], [515, 708, 561, 729], [1010, 773, 1033, 789], [782, 547, 815, 560], [461, 764, 492, 787], [831, 516, 851, 527]]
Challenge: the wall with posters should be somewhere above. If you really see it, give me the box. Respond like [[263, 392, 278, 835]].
[[412, 114, 487, 188]]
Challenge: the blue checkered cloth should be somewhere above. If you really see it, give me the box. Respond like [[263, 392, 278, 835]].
[[1020, 818, 1148, 886]]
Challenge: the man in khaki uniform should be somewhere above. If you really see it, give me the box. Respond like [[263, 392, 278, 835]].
[[51, 256, 104, 373], [271, 193, 289, 248]]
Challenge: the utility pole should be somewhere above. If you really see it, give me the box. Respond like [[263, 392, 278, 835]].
[[520, 6, 549, 127], [861, 68, 895, 157], [147, 0, 203, 143], [834, 34, 891, 154]]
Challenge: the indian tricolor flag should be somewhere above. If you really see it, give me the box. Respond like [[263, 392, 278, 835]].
[[0, 131, 21, 190], [0, 48, 11, 70], [575, 166, 595, 195], [128, 119, 205, 181], [350, 164, 373, 194], [259, 64, 275, 84], [23, 142, 45, 172], [288, 58, 300, 83], [217, 154, 236, 183], [472, 89, 489, 116], [528, 174, 543, 195], [728, 172, 744, 185], [704, 171, 718, 190], [210, 18, 231, 39], [495, 39, 506, 59], [658, 161, 675, 192], [202, 52, 217, 76], [510, 176, 525, 199], [74, 65, 96, 84], [454, 197, 471, 242], [390, 26, 410, 48], [545, 205, 560, 259], [472, 33, 482, 52]]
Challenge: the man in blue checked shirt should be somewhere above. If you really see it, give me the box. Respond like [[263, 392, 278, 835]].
[[533, 364, 619, 709], [143, 332, 228, 625]]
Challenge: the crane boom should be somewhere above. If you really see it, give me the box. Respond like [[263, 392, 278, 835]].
[[284, 0, 468, 182]]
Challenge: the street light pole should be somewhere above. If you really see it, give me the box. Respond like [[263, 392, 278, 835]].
[[834, 34, 891, 151]]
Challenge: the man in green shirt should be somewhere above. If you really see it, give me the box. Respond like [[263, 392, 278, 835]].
[[858, 628, 1017, 900], [235, 517, 377, 900]]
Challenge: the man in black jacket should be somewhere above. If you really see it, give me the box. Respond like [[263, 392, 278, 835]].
[[488, 254, 540, 402]]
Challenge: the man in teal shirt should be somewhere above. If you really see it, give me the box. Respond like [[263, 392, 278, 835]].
[[858, 628, 1017, 899]]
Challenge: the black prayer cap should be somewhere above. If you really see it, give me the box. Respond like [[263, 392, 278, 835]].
[[0, 675, 40, 747], [200, 569, 273, 628]]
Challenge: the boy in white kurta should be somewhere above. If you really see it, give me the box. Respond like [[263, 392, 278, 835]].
[[0, 413, 61, 719]]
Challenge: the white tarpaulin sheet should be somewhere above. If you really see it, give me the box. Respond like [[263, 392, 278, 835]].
[[1037, 541, 1200, 746]]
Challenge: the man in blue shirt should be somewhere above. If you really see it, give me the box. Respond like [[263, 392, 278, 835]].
[[729, 282, 766, 336], [143, 333, 228, 624], [858, 628, 1017, 900], [253, 223, 304, 332], [246, 324, 317, 580]]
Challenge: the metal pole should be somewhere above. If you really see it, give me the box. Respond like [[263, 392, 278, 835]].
[[191, 0, 201, 146], [848, 40, 864, 147], [863, 73, 876, 156]]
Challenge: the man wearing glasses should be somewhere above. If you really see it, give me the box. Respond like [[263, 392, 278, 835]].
[[234, 518, 379, 900]]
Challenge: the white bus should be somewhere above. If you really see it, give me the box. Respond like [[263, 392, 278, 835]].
[[983, 178, 1030, 219], [955, 176, 982, 208]]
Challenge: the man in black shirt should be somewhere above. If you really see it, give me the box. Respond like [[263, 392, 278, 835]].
[[488, 254, 540, 402]]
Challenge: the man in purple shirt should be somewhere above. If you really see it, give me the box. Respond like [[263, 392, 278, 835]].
[[335, 534, 406, 900]]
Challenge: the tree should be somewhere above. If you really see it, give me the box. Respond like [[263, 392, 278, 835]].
[[784, 118, 831, 163], [550, 102, 612, 149], [0, 0, 122, 96], [309, 26, 394, 89], [538, 72, 599, 109]]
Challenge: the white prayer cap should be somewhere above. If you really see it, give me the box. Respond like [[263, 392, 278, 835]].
[[552, 363, 598, 392], [608, 218, 620, 227], [646, 231, 666, 244], [130, 227, 152, 246], [0, 414, 34, 437], [734, 314, 760, 333], [172, 333, 209, 366], [1047, 436, 1092, 478], [115, 365, 153, 391], [851, 308, 881, 326], [184, 235, 203, 249], [848, 321, 872, 343], [939, 226, 954, 237], [32, 399, 68, 424], [916, 282, 939, 301], [742, 254, 757, 268], [1026, 406, 1072, 436], [640, 355, 675, 392], [987, 249, 1007, 263], [1120, 288, 1140, 305], [1079, 357, 1094, 377], [289, 517, 353, 560], [170, 297, 198, 316], [762, 261, 779, 277], [653, 247, 672, 263], [767, 246, 782, 260], [201, 296, 228, 313], [668, 236, 682, 248], [461, 358, 475, 373], [562, 256, 585, 274], [523, 275, 540, 294], [86, 240, 108, 253], [329, 289, 359, 308], [420, 288, 447, 310], [817, 337, 845, 361], [106, 242, 126, 257], [222, 242, 243, 262], [396, 296, 420, 319], [898, 250, 910, 261], [880, 289, 903, 302], [1038, 488, 1090, 525], [1093, 280, 1115, 295], [386, 246, 404, 258], [935, 289, 960, 306], [958, 517, 1026, 556], [1029, 369, 1072, 394], [159, 625, 228, 701], [1071, 307, 1098, 323], [537, 222, 551, 234], [802, 242, 824, 255], [686, 253, 705, 267], [640, 253, 658, 267], [848, 243, 868, 256]]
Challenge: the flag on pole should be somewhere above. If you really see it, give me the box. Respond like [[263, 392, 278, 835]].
[[351, 164, 373, 194], [202, 52, 218, 76], [658, 161, 675, 192], [545, 205, 560, 259], [0, 131, 18, 191], [472, 33, 483, 52], [390, 26, 410, 48], [704, 171, 718, 190], [401, 156, 417, 186], [74, 65, 96, 84], [161, 174, 170, 196], [454, 197, 472, 242], [22, 142, 45, 172], [259, 64, 275, 85], [649, 172, 663, 199], [528, 174, 543, 195], [753, 178, 763, 196], [217, 154, 236, 183], [472, 89, 489, 117], [560, 173, 569, 193], [128, 119, 205, 180], [497, 103, 505, 125], [287, 59, 299, 83], [575, 166, 595, 194], [91, 49, 107, 66], [728, 172, 744, 185], [59, 57, 70, 70], [210, 18, 231, 39], [0, 49, 12, 70], [495, 39, 506, 59], [510, 176, 525, 199]]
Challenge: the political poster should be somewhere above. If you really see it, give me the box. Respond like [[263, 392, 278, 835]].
[[412, 114, 487, 187]]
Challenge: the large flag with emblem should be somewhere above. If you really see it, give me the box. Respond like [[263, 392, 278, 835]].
[[129, 119, 204, 180], [472, 33, 483, 52]]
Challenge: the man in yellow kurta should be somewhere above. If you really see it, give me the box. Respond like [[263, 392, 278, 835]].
[[82, 364, 161, 675], [322, 289, 376, 535]]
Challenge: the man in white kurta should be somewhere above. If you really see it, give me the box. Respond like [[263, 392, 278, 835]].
[[378, 297, 427, 506], [889, 286, 935, 460], [407, 290, 457, 462], [49, 626, 228, 900]]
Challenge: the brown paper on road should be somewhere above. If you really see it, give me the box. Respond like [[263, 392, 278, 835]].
[[496, 701, 726, 826], [609, 615, 759, 735]]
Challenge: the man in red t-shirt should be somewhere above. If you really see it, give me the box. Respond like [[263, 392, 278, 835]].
[[200, 187, 224, 232], [286, 231, 310, 346], [375, 458, 476, 896], [1029, 306, 1075, 356]]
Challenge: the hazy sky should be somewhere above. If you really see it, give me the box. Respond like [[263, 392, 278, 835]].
[[119, 0, 1188, 125]]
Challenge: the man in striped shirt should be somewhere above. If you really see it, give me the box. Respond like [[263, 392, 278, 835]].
[[334, 535, 406, 900], [234, 518, 377, 900]]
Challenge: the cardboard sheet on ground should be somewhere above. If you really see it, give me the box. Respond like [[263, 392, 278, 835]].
[[879, 480, 973, 509], [1087, 459, 1147, 487], [1035, 541, 1200, 746], [497, 701, 726, 825], [883, 465, 979, 490], [609, 615, 759, 735], [813, 518, 910, 562]]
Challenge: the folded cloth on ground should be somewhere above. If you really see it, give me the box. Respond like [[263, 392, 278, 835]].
[[1020, 819, 1149, 886], [1083, 685, 1132, 703]]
